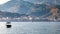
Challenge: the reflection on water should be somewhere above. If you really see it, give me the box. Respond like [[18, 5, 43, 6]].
[[0, 22, 60, 34]]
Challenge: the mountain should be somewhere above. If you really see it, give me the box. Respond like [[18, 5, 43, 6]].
[[0, 0, 57, 13], [23, 0, 46, 4], [29, 4, 51, 17], [0, 0, 60, 17], [0, 0, 35, 14], [0, 11, 27, 18]]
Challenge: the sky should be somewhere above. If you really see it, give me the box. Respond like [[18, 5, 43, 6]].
[[0, 0, 10, 5]]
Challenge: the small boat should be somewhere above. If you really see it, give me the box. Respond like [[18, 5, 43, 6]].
[[6, 21, 11, 28]]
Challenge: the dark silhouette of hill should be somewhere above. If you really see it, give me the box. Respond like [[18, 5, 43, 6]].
[[0, 11, 28, 18]]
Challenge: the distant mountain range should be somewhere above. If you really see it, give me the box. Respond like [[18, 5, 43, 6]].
[[0, 0, 60, 18], [0, 11, 28, 18]]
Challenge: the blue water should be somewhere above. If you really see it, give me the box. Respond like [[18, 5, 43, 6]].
[[0, 22, 60, 34]]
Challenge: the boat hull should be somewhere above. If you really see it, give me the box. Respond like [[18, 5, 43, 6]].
[[6, 25, 11, 28]]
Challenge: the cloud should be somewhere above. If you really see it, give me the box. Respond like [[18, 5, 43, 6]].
[[0, 0, 10, 5]]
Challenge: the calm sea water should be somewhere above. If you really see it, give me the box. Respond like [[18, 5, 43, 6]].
[[0, 22, 60, 34]]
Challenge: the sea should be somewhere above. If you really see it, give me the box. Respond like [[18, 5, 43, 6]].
[[0, 22, 60, 34]]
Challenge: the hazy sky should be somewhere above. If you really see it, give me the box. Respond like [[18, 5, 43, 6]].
[[0, 0, 10, 5]]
